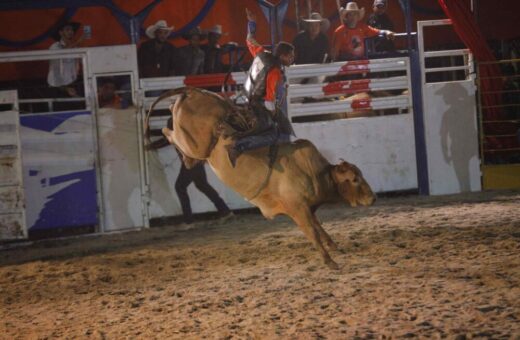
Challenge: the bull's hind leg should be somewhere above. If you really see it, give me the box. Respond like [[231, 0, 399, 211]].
[[289, 207, 339, 270], [311, 215, 342, 253]]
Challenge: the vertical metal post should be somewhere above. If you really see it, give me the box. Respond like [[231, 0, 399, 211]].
[[410, 50, 430, 195], [403, 0, 430, 195], [135, 83, 150, 229], [295, 0, 300, 32], [475, 61, 485, 166], [130, 17, 140, 45], [83, 55, 107, 232], [270, 9, 277, 48]]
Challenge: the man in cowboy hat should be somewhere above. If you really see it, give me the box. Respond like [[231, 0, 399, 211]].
[[137, 20, 179, 78], [47, 21, 85, 97], [332, 1, 394, 61], [292, 12, 330, 65], [178, 27, 207, 75], [225, 8, 295, 167], [367, 0, 395, 52], [201, 24, 227, 74]]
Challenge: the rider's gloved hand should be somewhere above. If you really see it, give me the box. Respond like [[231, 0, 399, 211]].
[[264, 100, 275, 112]]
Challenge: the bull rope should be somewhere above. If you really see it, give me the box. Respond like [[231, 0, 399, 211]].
[[246, 144, 279, 201], [246, 166, 273, 201]]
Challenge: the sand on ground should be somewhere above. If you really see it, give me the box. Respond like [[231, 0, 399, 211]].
[[1, 190, 519, 339]]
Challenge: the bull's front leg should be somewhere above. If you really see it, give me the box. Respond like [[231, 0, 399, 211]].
[[162, 127, 176, 145], [289, 207, 339, 270], [312, 215, 343, 253], [162, 125, 199, 159]]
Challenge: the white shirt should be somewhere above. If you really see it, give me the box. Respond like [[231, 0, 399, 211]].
[[47, 41, 78, 87]]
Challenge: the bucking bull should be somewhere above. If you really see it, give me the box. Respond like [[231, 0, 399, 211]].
[[145, 87, 376, 269]]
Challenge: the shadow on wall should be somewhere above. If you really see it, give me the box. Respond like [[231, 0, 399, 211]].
[[437, 82, 478, 192]]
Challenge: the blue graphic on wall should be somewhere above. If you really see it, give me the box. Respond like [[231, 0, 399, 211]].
[[31, 169, 97, 230], [20, 111, 98, 231]]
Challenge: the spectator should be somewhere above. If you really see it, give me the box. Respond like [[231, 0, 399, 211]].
[[292, 12, 330, 65], [137, 20, 178, 78], [97, 78, 129, 109], [47, 21, 84, 97], [331, 1, 394, 61], [225, 8, 295, 167], [178, 27, 207, 75], [367, 0, 395, 53], [202, 25, 227, 74]]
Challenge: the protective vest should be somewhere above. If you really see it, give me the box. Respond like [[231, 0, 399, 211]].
[[243, 50, 279, 102]]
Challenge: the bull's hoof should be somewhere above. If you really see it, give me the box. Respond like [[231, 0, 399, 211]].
[[325, 259, 340, 270]]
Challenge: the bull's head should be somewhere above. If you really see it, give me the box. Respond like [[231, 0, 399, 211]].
[[331, 160, 376, 207]]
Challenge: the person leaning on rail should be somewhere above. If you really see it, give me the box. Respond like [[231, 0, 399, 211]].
[[367, 0, 396, 53], [47, 21, 86, 98], [178, 27, 207, 76], [201, 24, 227, 74], [331, 1, 395, 61]]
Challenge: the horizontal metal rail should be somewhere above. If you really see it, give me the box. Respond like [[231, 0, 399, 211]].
[[424, 65, 471, 73], [288, 76, 408, 98], [286, 57, 409, 79], [423, 49, 470, 58], [289, 95, 410, 116]]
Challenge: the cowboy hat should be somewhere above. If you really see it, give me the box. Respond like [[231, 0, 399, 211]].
[[51, 21, 81, 41], [207, 24, 228, 36], [182, 26, 207, 40], [145, 20, 174, 39], [302, 12, 330, 32], [340, 2, 365, 19]]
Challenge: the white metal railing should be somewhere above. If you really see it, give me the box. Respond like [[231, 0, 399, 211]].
[[19, 97, 86, 113], [139, 57, 413, 122], [289, 95, 411, 116], [139, 72, 247, 111], [287, 58, 408, 78], [417, 20, 474, 83], [286, 57, 412, 119]]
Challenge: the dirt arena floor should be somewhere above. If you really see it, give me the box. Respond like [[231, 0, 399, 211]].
[[1, 190, 519, 339]]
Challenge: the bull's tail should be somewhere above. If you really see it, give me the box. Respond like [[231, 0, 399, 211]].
[[143, 87, 190, 146]]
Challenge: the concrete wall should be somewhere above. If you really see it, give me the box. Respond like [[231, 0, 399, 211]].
[[293, 113, 418, 193]]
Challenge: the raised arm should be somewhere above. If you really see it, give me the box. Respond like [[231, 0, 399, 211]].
[[245, 8, 264, 57]]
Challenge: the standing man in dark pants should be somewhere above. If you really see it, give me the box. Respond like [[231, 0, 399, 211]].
[[147, 118, 234, 228], [174, 156, 233, 227]]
